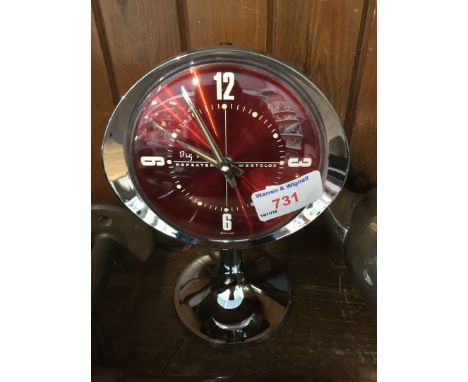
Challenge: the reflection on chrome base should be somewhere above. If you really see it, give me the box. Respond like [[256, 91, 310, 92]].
[[174, 249, 291, 344]]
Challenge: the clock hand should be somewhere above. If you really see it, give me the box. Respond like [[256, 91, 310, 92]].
[[152, 120, 220, 168], [233, 185, 254, 233], [181, 86, 225, 164], [223, 167, 239, 188], [180, 85, 241, 187], [223, 157, 244, 177], [176, 140, 219, 167], [177, 140, 244, 177], [152, 120, 242, 174]]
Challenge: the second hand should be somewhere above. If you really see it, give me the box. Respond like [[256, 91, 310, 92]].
[[224, 104, 228, 209]]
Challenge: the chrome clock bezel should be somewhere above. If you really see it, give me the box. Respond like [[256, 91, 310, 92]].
[[102, 47, 349, 249]]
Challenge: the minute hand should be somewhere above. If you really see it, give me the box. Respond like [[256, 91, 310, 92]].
[[180, 86, 225, 165]]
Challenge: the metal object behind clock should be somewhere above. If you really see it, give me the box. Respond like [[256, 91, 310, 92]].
[[324, 188, 377, 308]]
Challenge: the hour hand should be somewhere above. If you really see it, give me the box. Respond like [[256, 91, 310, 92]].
[[177, 140, 244, 179], [178, 141, 239, 187]]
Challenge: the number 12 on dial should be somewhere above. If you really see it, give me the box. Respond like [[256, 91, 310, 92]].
[[214, 72, 235, 100]]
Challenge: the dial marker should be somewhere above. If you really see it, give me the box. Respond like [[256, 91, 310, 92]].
[[188, 210, 198, 223], [176, 184, 182, 189], [222, 103, 228, 109], [273, 133, 279, 139], [171, 132, 178, 139], [251, 112, 258, 118]]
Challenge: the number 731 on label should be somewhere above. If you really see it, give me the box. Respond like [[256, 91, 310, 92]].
[[250, 170, 324, 222], [272, 192, 298, 209]]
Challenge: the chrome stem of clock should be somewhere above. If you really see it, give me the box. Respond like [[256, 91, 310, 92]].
[[180, 86, 242, 187]]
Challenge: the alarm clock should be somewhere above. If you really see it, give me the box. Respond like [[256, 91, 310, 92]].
[[102, 47, 349, 344]]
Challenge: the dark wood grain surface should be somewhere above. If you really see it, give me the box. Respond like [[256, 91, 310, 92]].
[[94, 220, 376, 381], [92, 8, 118, 203], [185, 0, 268, 51], [98, 0, 182, 96], [271, 0, 364, 123], [347, 0, 377, 188]]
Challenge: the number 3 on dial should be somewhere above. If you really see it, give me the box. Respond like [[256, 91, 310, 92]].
[[214, 72, 235, 100]]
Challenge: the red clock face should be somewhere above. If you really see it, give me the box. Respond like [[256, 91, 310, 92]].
[[130, 63, 322, 240]]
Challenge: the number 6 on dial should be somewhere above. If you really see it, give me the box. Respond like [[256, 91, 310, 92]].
[[222, 213, 232, 231]]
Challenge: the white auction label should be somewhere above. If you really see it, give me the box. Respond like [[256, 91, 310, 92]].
[[251, 171, 323, 222]]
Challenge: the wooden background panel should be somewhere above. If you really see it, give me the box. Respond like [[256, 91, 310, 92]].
[[91, 8, 118, 202], [348, 0, 377, 188], [98, 0, 182, 97], [185, 0, 268, 50], [271, 0, 364, 122]]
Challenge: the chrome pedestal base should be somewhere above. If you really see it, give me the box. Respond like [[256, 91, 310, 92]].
[[174, 250, 291, 344]]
